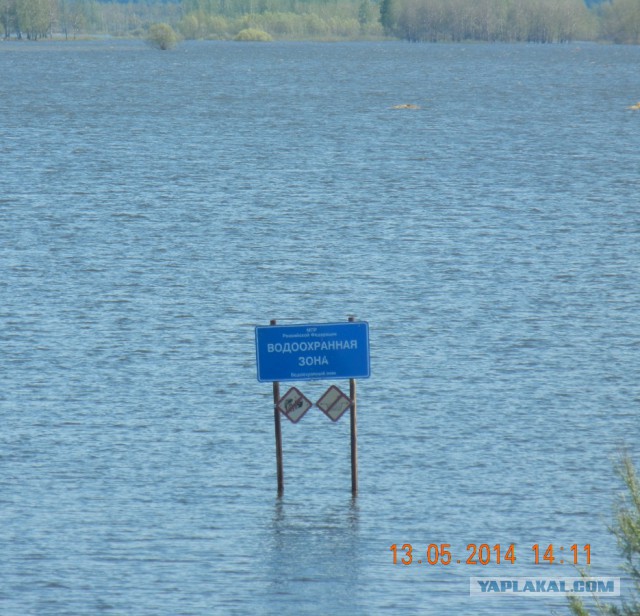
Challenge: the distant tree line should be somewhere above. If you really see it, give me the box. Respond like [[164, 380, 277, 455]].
[[1, 0, 640, 44], [380, 0, 595, 43], [596, 0, 640, 44], [1, 0, 181, 39], [175, 0, 382, 40]]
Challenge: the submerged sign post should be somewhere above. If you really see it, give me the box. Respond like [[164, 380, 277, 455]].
[[255, 319, 370, 495]]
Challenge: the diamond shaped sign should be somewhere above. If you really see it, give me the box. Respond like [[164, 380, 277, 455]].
[[277, 387, 312, 423], [317, 385, 352, 422]]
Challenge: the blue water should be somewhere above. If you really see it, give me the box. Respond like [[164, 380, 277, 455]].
[[1, 39, 639, 615]]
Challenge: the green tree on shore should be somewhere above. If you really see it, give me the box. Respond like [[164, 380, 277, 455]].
[[379, 0, 394, 35], [2, 0, 52, 38], [569, 454, 640, 616], [597, 0, 640, 44], [386, 0, 594, 43]]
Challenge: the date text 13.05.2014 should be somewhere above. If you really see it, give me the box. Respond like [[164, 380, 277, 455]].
[[389, 543, 591, 566]]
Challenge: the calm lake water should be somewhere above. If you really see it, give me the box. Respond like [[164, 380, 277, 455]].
[[1, 39, 639, 615]]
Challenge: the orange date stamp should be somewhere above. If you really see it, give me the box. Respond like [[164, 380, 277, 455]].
[[390, 543, 591, 566]]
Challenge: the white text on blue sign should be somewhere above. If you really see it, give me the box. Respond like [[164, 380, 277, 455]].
[[255, 322, 370, 382]]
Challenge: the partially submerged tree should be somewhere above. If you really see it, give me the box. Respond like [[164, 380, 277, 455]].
[[146, 22, 178, 50], [234, 27, 272, 41]]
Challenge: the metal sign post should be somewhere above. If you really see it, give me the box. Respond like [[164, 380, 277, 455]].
[[256, 318, 370, 495], [348, 316, 358, 495], [270, 319, 284, 495]]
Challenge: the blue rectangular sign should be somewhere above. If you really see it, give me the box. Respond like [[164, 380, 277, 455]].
[[255, 321, 370, 383]]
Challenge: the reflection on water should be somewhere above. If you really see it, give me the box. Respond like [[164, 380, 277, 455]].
[[267, 495, 361, 595]]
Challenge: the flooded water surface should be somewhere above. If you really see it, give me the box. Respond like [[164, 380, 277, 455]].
[[1, 40, 639, 614]]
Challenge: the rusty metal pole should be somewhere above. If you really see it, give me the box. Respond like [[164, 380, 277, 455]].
[[271, 319, 284, 495], [350, 376, 358, 495], [348, 316, 358, 495]]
